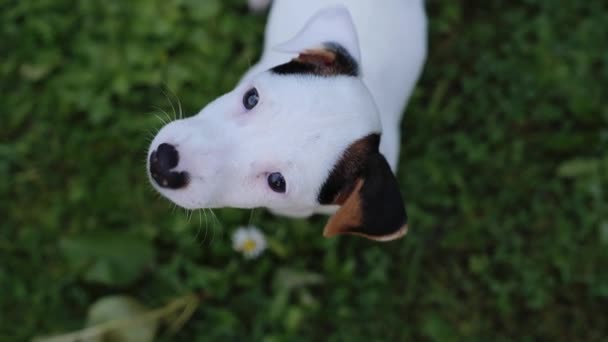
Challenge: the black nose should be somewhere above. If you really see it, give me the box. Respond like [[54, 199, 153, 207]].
[[149, 143, 189, 189]]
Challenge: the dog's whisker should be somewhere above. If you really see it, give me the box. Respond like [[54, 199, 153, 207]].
[[205, 209, 211, 245], [166, 86, 184, 120], [177, 94, 184, 120], [193, 209, 203, 244], [187, 209, 195, 223], [207, 209, 217, 245], [145, 124, 161, 135], [199, 209, 207, 246], [247, 208, 257, 226], [151, 105, 173, 124], [167, 87, 184, 120], [207, 209, 223, 244], [162, 88, 179, 122], [154, 113, 168, 126], [160, 108, 174, 124], [197, 208, 208, 246]]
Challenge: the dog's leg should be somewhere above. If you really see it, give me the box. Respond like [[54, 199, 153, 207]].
[[248, 0, 272, 13]]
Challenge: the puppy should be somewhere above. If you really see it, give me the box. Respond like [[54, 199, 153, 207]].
[[148, 0, 427, 241]]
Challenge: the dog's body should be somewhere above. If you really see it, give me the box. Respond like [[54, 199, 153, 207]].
[[148, 1, 427, 240]]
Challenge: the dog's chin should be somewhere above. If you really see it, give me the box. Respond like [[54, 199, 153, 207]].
[[148, 174, 212, 210], [151, 186, 206, 211], [269, 206, 318, 218], [155, 192, 200, 210]]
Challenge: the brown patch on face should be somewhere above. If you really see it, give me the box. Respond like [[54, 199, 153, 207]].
[[297, 49, 336, 67], [317, 134, 380, 205], [323, 179, 364, 238]]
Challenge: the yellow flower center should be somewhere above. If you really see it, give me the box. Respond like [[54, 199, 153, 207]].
[[241, 239, 257, 253]]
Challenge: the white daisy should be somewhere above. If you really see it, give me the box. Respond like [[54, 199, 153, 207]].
[[232, 225, 267, 259]]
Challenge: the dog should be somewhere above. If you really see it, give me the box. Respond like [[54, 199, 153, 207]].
[[148, 0, 427, 241]]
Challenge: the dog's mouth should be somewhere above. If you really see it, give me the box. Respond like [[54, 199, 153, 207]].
[[149, 168, 190, 190]]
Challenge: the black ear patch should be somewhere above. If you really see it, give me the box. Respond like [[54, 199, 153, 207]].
[[319, 134, 408, 241], [271, 42, 359, 77], [318, 134, 380, 205], [355, 153, 408, 238]]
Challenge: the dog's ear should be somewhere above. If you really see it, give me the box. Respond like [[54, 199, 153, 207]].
[[318, 135, 408, 241], [272, 6, 361, 77]]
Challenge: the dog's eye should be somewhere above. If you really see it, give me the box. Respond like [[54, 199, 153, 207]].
[[243, 87, 259, 110], [267, 172, 286, 193]]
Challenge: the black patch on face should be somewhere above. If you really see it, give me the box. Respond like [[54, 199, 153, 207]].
[[318, 134, 380, 204], [271, 42, 359, 77]]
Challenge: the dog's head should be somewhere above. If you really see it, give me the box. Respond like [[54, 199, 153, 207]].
[[148, 7, 407, 241]]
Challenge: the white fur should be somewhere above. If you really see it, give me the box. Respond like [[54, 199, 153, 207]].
[[273, 6, 362, 64], [244, 0, 427, 169], [148, 1, 427, 217]]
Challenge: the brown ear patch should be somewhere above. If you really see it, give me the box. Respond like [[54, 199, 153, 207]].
[[271, 42, 358, 77], [323, 179, 364, 238]]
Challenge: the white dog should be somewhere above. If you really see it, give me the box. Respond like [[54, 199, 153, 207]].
[[148, 0, 427, 241]]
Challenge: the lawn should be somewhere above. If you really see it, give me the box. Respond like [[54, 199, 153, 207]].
[[1, 0, 607, 341]]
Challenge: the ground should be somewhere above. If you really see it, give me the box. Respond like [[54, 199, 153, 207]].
[[1, 0, 607, 340]]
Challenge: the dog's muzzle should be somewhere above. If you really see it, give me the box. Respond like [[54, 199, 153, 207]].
[[149, 143, 189, 189]]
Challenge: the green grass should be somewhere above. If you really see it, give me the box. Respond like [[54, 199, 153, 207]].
[[2, 0, 607, 340]]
